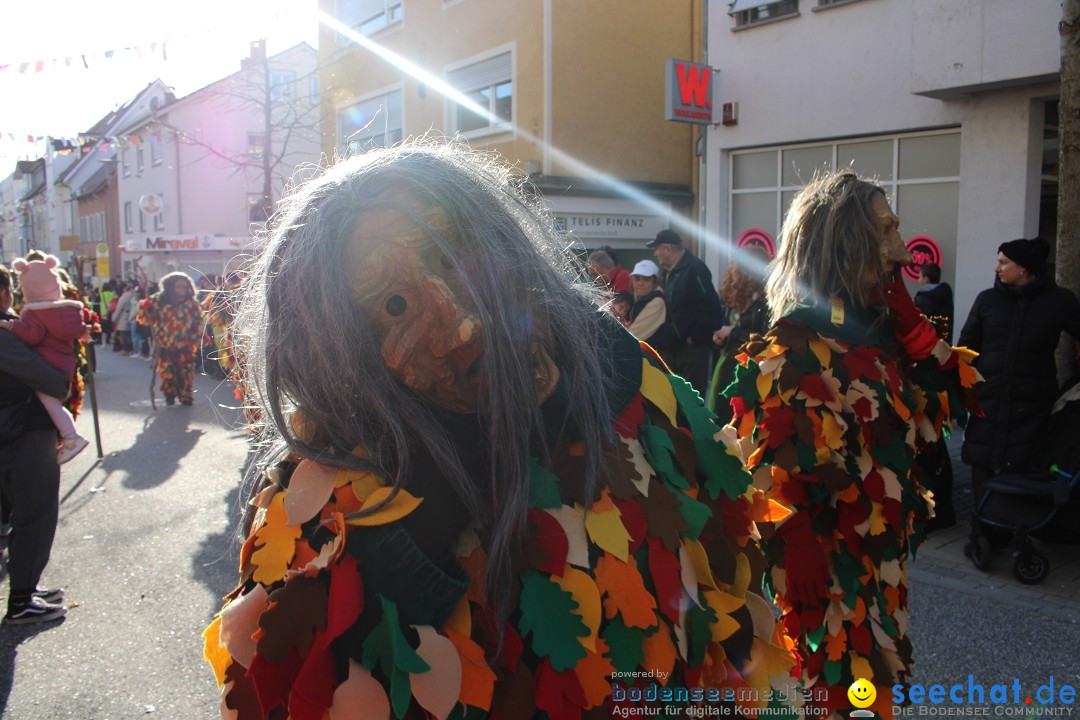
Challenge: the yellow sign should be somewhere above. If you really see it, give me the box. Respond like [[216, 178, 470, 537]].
[[96, 257, 110, 279], [96, 243, 109, 257], [60, 235, 80, 251]]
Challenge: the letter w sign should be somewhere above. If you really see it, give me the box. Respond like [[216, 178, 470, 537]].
[[664, 59, 718, 125]]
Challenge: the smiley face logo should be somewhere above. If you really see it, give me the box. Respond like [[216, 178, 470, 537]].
[[848, 678, 877, 709]]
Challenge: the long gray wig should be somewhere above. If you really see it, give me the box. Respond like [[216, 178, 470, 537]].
[[237, 140, 615, 623]]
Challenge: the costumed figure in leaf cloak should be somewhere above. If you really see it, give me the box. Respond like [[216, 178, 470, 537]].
[[203, 142, 804, 720], [723, 170, 981, 718], [143, 272, 203, 406]]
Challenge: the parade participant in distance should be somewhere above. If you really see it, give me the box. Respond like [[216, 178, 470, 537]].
[[143, 272, 203, 406]]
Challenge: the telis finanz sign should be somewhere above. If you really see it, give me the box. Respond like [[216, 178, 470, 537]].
[[664, 59, 719, 125]]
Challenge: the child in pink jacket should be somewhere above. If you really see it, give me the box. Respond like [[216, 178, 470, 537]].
[[0, 255, 89, 464]]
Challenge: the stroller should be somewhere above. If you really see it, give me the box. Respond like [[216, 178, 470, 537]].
[[968, 377, 1080, 584]]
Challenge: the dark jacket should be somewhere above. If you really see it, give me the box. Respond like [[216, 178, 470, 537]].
[[959, 274, 1080, 472], [914, 282, 954, 343], [709, 295, 770, 421], [0, 310, 70, 437], [653, 250, 721, 350]]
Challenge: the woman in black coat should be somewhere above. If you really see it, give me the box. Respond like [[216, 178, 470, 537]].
[[959, 238, 1080, 499]]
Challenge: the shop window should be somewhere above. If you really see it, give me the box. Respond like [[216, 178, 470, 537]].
[[339, 89, 403, 153], [121, 148, 131, 177], [124, 201, 133, 233], [837, 140, 893, 181], [730, 0, 799, 27], [733, 151, 776, 190], [338, 0, 403, 40], [448, 50, 512, 136], [898, 134, 961, 180], [270, 71, 295, 101], [247, 133, 265, 160], [782, 145, 831, 186]]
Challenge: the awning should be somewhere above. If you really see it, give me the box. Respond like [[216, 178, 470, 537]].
[[729, 0, 769, 13]]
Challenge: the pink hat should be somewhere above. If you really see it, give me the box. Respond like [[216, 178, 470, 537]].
[[12, 254, 63, 303]]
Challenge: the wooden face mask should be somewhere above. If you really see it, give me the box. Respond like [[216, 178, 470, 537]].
[[345, 201, 484, 413]]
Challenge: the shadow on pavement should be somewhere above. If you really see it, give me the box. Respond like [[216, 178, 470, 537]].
[[104, 408, 205, 490], [0, 616, 67, 716]]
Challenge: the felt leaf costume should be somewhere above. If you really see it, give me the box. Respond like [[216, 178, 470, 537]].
[[725, 299, 980, 717], [143, 288, 203, 403], [206, 327, 803, 719]]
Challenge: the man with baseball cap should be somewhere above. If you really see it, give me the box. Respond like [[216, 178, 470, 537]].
[[645, 229, 721, 394]]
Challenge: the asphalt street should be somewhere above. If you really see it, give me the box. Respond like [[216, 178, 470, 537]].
[[0, 349, 1078, 718]]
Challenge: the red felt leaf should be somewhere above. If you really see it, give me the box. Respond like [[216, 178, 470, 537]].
[[613, 393, 645, 439], [883, 497, 902, 530], [527, 509, 569, 577], [837, 501, 867, 555], [500, 622, 525, 673], [289, 640, 336, 720], [327, 553, 364, 639], [611, 498, 648, 554], [761, 404, 797, 450], [798, 373, 834, 403], [647, 538, 683, 626], [248, 650, 303, 717], [730, 395, 748, 421], [842, 346, 881, 381], [849, 623, 872, 656], [862, 471, 885, 503], [534, 659, 586, 720]]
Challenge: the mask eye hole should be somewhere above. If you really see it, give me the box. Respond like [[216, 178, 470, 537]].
[[385, 295, 407, 317]]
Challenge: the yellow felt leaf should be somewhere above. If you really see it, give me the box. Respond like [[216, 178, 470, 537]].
[[809, 338, 831, 369], [443, 594, 472, 638], [640, 359, 678, 428], [682, 539, 719, 591], [202, 616, 230, 687], [554, 567, 602, 652], [952, 345, 978, 364], [868, 501, 887, 536], [850, 653, 873, 683], [345, 486, 423, 526], [732, 552, 751, 598], [821, 411, 845, 450], [344, 469, 385, 500], [701, 590, 742, 642], [755, 370, 773, 401], [702, 588, 744, 615], [584, 505, 631, 562], [250, 493, 302, 585]]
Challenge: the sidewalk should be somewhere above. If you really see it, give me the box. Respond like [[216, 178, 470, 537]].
[[909, 434, 1080, 623]]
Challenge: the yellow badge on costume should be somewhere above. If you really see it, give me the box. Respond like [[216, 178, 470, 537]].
[[830, 296, 845, 325]]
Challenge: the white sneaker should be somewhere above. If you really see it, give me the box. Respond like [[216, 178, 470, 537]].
[[58, 435, 90, 465]]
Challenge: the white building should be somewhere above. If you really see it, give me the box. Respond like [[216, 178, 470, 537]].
[[115, 42, 320, 281], [704, 0, 1061, 327]]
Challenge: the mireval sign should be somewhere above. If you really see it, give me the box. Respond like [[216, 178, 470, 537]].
[[124, 235, 249, 252], [664, 59, 719, 125]]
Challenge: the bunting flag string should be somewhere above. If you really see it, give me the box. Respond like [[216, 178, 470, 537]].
[[0, 39, 172, 76]]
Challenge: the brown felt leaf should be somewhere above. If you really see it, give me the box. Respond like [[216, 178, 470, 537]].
[[601, 440, 641, 501], [222, 661, 264, 718], [773, 440, 800, 472], [639, 480, 688, 553], [778, 356, 805, 393], [794, 411, 816, 448], [255, 577, 328, 664], [551, 445, 590, 508], [489, 663, 535, 720], [817, 462, 853, 493]]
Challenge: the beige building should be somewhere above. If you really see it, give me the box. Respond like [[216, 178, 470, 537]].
[[317, 0, 704, 266]]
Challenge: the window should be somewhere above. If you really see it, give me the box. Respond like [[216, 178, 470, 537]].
[[136, 145, 145, 173], [310, 75, 319, 104], [339, 89, 403, 154], [151, 136, 163, 166], [730, 0, 799, 27], [80, 216, 88, 241], [124, 201, 133, 233], [121, 148, 130, 177], [270, 71, 295, 101], [447, 50, 512, 136], [338, 0, 403, 39], [248, 194, 269, 223], [247, 133, 266, 160], [154, 193, 165, 230], [139, 203, 146, 232]]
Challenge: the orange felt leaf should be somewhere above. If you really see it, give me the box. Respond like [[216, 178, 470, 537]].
[[445, 628, 496, 711], [554, 567, 602, 651], [332, 484, 364, 515], [250, 493, 302, 585], [641, 620, 678, 685], [825, 628, 847, 662], [594, 553, 657, 629], [202, 616, 230, 687], [284, 459, 339, 526], [345, 486, 422, 526], [460, 546, 488, 604], [290, 540, 317, 571], [852, 595, 867, 627], [573, 637, 616, 707]]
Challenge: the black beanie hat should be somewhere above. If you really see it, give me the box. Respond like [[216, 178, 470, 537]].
[[998, 237, 1049, 274]]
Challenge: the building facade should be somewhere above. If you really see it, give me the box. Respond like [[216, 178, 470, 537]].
[[318, 0, 704, 269], [705, 0, 1061, 326], [117, 43, 320, 281]]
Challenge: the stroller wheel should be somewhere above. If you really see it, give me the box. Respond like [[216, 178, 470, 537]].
[[1013, 551, 1050, 585], [970, 533, 993, 570]]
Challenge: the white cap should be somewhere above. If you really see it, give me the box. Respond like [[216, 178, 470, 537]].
[[631, 259, 660, 278]]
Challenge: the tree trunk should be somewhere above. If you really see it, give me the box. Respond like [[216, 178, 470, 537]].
[[1058, 0, 1080, 382], [261, 40, 274, 223]]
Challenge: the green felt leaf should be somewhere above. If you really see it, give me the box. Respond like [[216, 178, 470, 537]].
[[731, 361, 761, 406], [675, 491, 711, 541], [805, 623, 827, 653], [528, 458, 562, 509], [823, 658, 842, 688], [878, 613, 899, 638], [686, 601, 718, 668], [703, 446, 754, 501], [601, 617, 646, 675], [832, 553, 864, 597], [361, 595, 431, 719], [639, 423, 689, 489], [518, 572, 588, 671]]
